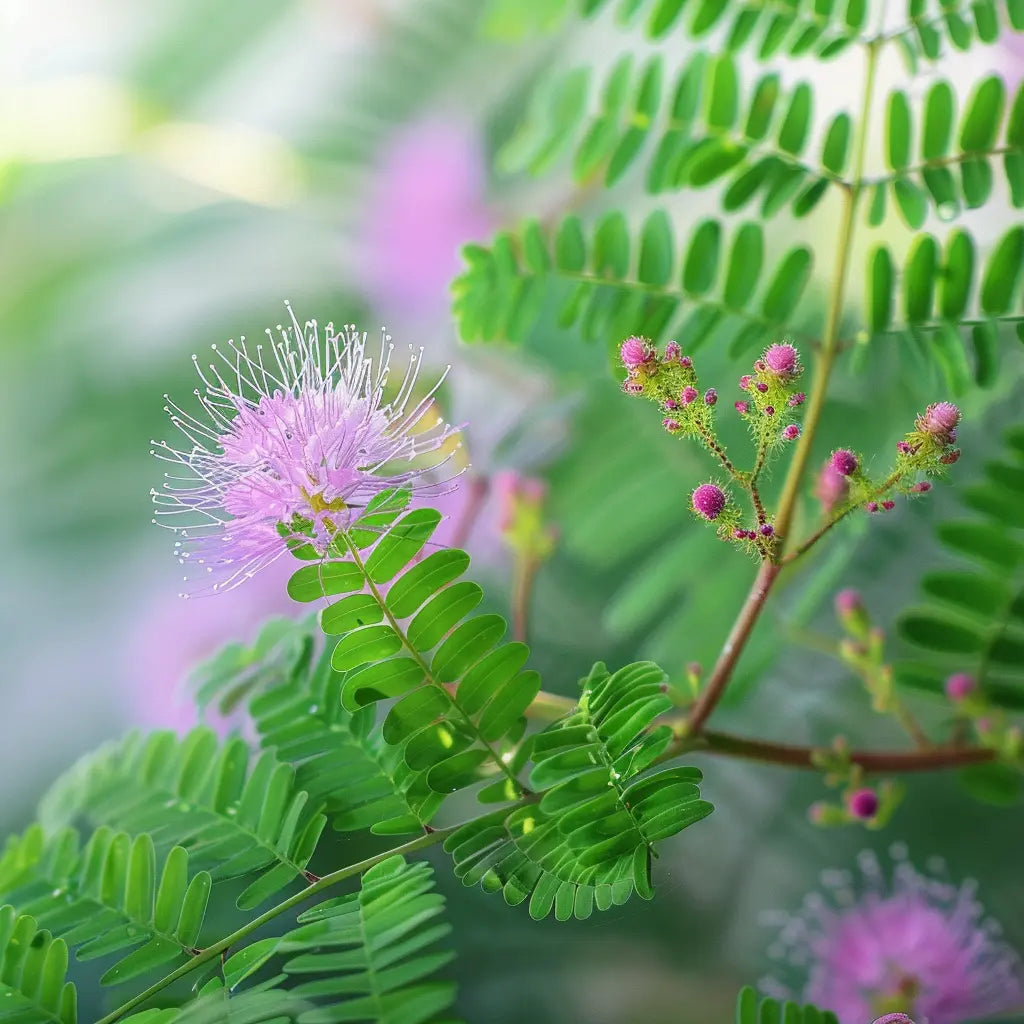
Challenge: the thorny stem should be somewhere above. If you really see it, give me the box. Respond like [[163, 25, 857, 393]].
[[681, 41, 881, 733], [95, 828, 455, 1024], [694, 420, 740, 479]]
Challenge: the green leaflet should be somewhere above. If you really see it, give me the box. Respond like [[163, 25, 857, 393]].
[[0, 906, 78, 1023], [895, 427, 1024, 725], [734, 986, 839, 1024], [445, 662, 713, 920], [453, 214, 816, 352], [0, 826, 210, 986], [37, 728, 325, 911]]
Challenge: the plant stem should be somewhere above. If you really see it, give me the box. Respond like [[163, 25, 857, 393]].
[[95, 828, 453, 1024], [450, 475, 489, 549], [686, 560, 781, 733], [681, 729, 994, 773], [774, 39, 879, 549], [512, 553, 540, 644]]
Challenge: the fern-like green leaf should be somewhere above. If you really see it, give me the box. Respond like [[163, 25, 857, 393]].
[[38, 728, 325, 910], [896, 425, 1024, 719], [0, 824, 210, 987], [445, 661, 712, 920], [734, 985, 839, 1024], [890, 0, 1024, 66], [453, 213, 816, 352], [290, 490, 540, 804], [0, 905, 77, 1023], [501, 51, 850, 213]]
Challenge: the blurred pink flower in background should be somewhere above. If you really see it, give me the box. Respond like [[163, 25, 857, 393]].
[[761, 847, 1022, 1024], [359, 119, 494, 314]]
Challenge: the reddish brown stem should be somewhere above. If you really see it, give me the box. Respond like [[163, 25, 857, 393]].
[[689, 730, 995, 773], [686, 561, 781, 733]]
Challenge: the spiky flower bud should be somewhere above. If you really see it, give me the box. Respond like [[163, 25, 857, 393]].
[[682, 386, 699, 405], [848, 788, 879, 819], [692, 483, 726, 521], [881, 500, 895, 511], [763, 342, 801, 379], [940, 448, 961, 465], [873, 1014, 916, 1024], [945, 673, 976, 701], [620, 336, 652, 369], [663, 418, 681, 432], [782, 424, 800, 440], [760, 523, 774, 537], [764, 405, 775, 417], [830, 449, 858, 476], [739, 374, 752, 390], [680, 355, 692, 368], [622, 380, 644, 395], [866, 501, 880, 513], [910, 481, 932, 493], [664, 398, 679, 410], [917, 401, 961, 442], [788, 392, 806, 407], [664, 341, 681, 361], [703, 388, 718, 406], [755, 381, 769, 393], [735, 400, 750, 414]]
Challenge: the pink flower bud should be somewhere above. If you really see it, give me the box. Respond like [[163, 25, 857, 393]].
[[682, 386, 699, 405], [910, 481, 932, 493], [754, 360, 766, 372], [622, 380, 644, 395], [739, 375, 752, 390], [664, 398, 679, 410], [881, 500, 895, 511], [782, 424, 800, 440], [735, 400, 750, 414], [663, 418, 681, 432], [760, 523, 774, 537], [620, 336, 650, 369], [866, 501, 880, 513], [896, 440, 913, 454], [815, 463, 849, 514], [764, 406, 775, 417], [835, 589, 863, 616], [664, 341, 681, 361], [788, 392, 806, 407], [680, 355, 693, 368], [945, 672, 976, 700], [703, 388, 718, 406], [940, 448, 961, 465], [733, 528, 747, 540], [763, 342, 801, 378], [830, 449, 858, 476], [847, 788, 879, 819], [755, 381, 769, 393], [916, 401, 961, 441], [692, 483, 726, 521]]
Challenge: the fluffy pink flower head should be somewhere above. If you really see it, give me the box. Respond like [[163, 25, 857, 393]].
[[917, 402, 961, 443], [153, 309, 459, 595], [761, 847, 1022, 1024], [873, 1015, 915, 1024], [692, 483, 726, 521], [783, 425, 800, 441], [945, 672, 976, 701], [621, 336, 653, 370], [830, 449, 858, 477], [763, 343, 801, 379]]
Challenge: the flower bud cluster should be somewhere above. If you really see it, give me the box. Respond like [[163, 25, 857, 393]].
[[944, 671, 1023, 765], [620, 336, 717, 444], [734, 342, 806, 449]]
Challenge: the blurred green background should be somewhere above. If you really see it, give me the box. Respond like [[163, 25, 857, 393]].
[[2, 1, 1023, 1020]]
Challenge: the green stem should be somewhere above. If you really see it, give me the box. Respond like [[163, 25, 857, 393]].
[[95, 828, 452, 1024], [338, 530, 522, 791], [774, 39, 879, 549]]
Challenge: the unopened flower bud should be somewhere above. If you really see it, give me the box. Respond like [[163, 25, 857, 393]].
[[622, 380, 644, 395], [762, 342, 801, 379], [663, 418, 681, 432], [739, 374, 752, 390], [872, 1014, 916, 1024], [680, 355, 692, 368], [916, 401, 961, 442], [664, 398, 679, 410], [735, 400, 750, 414], [764, 405, 775, 417], [910, 481, 932, 493], [945, 672, 976, 701], [782, 424, 800, 440], [835, 589, 863, 616], [788, 392, 806, 407], [755, 381, 769, 393], [664, 341, 681, 361], [692, 483, 726, 521], [754, 359, 766, 372], [896, 440, 913, 455], [940, 448, 961, 465], [703, 388, 717, 406], [620, 336, 650, 369], [815, 462, 849, 514], [835, 588, 872, 641], [866, 501, 880, 513], [881, 500, 895, 511], [733, 528, 747, 540], [682, 386, 698, 405], [760, 523, 774, 537], [830, 449, 858, 476], [847, 788, 879, 819]]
